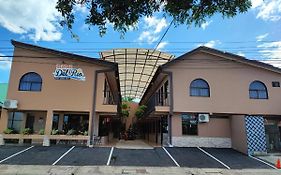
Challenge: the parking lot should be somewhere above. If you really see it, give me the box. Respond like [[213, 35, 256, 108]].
[[0, 145, 276, 169]]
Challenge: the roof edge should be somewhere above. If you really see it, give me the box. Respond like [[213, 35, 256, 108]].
[[161, 46, 281, 75], [11, 40, 118, 69]]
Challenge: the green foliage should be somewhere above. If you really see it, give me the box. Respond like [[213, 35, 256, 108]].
[[122, 97, 135, 102], [83, 131, 88, 136], [39, 129, 45, 135], [56, 0, 252, 37], [3, 128, 15, 134], [122, 110, 129, 118], [51, 129, 60, 135], [121, 103, 128, 109], [66, 129, 77, 135], [21, 128, 32, 135], [135, 105, 147, 119]]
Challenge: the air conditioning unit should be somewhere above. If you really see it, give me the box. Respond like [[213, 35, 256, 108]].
[[198, 113, 209, 123], [3, 99, 18, 109]]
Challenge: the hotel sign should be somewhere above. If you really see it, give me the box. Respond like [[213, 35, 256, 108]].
[[53, 64, 86, 81]]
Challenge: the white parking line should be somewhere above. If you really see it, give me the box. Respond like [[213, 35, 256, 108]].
[[162, 147, 180, 167], [197, 147, 231, 170], [0, 145, 34, 164], [107, 147, 114, 166], [52, 146, 75, 165], [249, 155, 278, 170]]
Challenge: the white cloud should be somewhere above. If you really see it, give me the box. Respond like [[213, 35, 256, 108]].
[[251, 0, 281, 21], [258, 41, 281, 67], [0, 54, 12, 70], [137, 16, 168, 44], [201, 20, 212, 30], [237, 51, 246, 57], [256, 33, 269, 42], [156, 41, 168, 50], [0, 0, 62, 41], [197, 40, 221, 48]]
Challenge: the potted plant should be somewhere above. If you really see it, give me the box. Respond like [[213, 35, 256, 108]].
[[21, 128, 33, 135], [135, 105, 147, 119]]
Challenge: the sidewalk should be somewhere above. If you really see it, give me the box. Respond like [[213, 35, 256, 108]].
[[115, 139, 153, 149], [0, 165, 280, 175]]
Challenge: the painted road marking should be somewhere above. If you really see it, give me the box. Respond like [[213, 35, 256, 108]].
[[0, 146, 34, 164], [197, 147, 231, 169], [162, 147, 180, 167], [107, 147, 114, 166], [52, 146, 75, 165], [249, 155, 278, 170]]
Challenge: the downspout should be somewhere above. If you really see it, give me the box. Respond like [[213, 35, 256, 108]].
[[89, 68, 118, 146], [162, 71, 173, 146]]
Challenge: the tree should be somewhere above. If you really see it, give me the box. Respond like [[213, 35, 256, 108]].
[[56, 0, 252, 37]]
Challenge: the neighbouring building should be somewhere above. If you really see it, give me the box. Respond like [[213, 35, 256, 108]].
[[0, 83, 8, 116], [0, 40, 121, 146], [139, 46, 281, 155]]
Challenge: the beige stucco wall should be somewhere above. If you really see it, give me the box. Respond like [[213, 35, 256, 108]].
[[230, 115, 248, 154], [171, 114, 231, 138], [166, 51, 281, 115], [199, 118, 231, 138], [0, 47, 117, 133]]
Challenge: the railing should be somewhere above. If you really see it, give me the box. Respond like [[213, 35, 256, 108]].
[[143, 92, 170, 117], [103, 90, 115, 105], [155, 92, 170, 106]]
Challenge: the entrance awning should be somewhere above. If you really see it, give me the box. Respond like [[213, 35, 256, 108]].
[[100, 49, 174, 100]]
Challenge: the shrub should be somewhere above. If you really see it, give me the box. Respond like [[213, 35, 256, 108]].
[[51, 129, 59, 135], [84, 131, 88, 136], [66, 129, 76, 135], [21, 128, 32, 135], [3, 128, 14, 134], [135, 105, 147, 119], [39, 129, 45, 135]]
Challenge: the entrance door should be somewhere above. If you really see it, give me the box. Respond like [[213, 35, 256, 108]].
[[265, 124, 281, 152], [25, 115, 35, 131]]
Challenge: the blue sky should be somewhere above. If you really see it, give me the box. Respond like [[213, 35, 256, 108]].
[[0, 0, 281, 83]]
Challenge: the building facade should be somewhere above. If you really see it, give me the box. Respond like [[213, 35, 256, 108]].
[[140, 47, 281, 155], [1, 41, 281, 155], [0, 40, 121, 146]]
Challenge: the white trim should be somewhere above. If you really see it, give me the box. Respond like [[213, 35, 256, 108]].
[[106, 147, 114, 166], [197, 147, 231, 169], [52, 146, 75, 165], [162, 147, 180, 167], [249, 155, 278, 170], [0, 145, 34, 164]]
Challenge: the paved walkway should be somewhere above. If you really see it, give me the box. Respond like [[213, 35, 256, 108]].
[[115, 139, 153, 149], [256, 153, 281, 167], [0, 165, 280, 175]]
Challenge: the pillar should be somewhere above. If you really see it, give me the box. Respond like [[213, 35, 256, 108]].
[[43, 110, 53, 146], [58, 113, 64, 131], [0, 109, 9, 133]]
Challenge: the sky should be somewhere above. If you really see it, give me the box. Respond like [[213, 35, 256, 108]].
[[0, 0, 281, 83]]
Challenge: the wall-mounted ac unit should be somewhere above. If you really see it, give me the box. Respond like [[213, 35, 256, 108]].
[[198, 113, 209, 123], [3, 99, 18, 109]]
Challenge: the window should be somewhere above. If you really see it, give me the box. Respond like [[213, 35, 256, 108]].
[[8, 112, 24, 133], [182, 114, 198, 135], [190, 79, 210, 97], [249, 81, 268, 99], [19, 72, 42, 91]]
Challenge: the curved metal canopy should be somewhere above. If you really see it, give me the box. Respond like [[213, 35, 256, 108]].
[[100, 49, 174, 99]]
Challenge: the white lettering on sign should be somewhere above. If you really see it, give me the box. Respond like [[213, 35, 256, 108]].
[[53, 64, 86, 81]]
